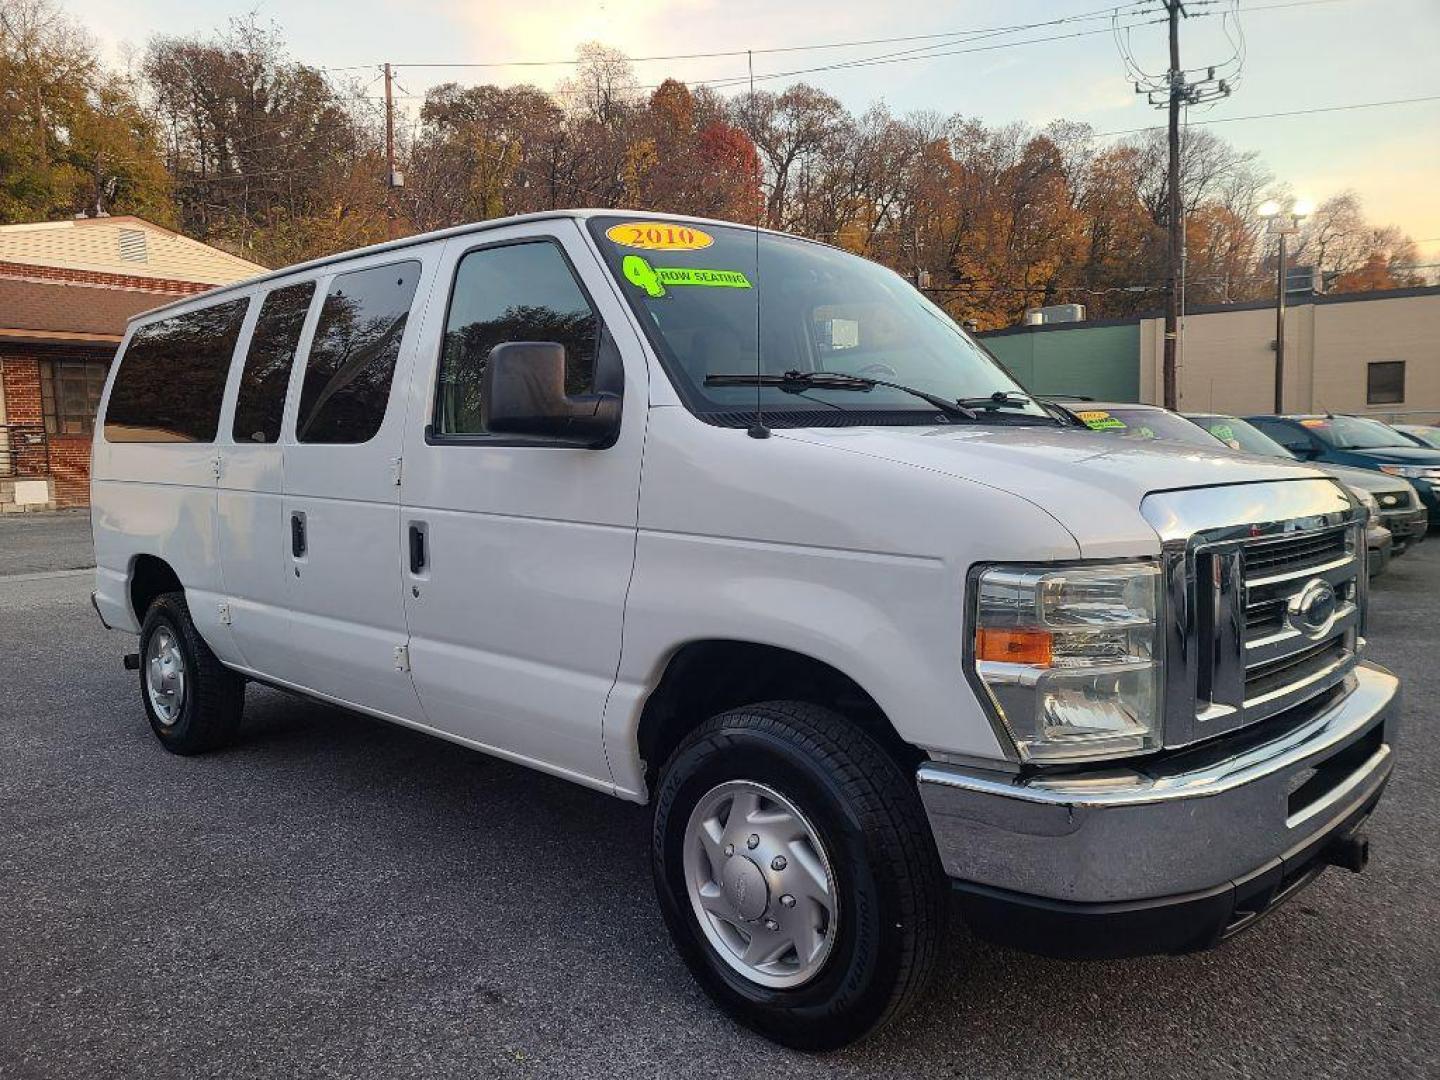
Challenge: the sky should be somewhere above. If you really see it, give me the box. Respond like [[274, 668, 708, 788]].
[[67, 0, 1440, 262]]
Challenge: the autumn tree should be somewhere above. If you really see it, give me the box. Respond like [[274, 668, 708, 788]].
[[144, 16, 386, 264], [0, 0, 172, 223]]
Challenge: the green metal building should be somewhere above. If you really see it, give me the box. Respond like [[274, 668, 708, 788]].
[[978, 319, 1141, 402]]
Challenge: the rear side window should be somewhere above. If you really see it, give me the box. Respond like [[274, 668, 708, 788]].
[[232, 281, 316, 443], [436, 242, 599, 436], [105, 299, 249, 443], [297, 261, 421, 444]]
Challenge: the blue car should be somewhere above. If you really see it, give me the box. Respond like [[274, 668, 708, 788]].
[[1246, 414, 1440, 519]]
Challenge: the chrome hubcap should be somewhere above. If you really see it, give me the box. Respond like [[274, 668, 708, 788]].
[[683, 780, 837, 988], [144, 626, 186, 725]]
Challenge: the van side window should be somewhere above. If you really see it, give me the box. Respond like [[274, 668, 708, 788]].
[[296, 261, 421, 444], [232, 281, 316, 444], [436, 242, 599, 435], [105, 298, 250, 443]]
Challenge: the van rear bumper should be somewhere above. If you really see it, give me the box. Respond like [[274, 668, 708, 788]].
[[917, 662, 1399, 958]]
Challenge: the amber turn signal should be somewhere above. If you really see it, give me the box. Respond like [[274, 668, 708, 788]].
[[975, 628, 1053, 666]]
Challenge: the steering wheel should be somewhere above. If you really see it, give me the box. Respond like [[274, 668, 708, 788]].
[[855, 363, 898, 380]]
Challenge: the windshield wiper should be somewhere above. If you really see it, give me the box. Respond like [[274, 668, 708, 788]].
[[705, 370, 978, 420], [957, 391, 1034, 410], [957, 391, 1076, 427]]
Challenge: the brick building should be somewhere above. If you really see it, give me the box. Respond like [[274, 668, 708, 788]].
[[0, 217, 264, 510]]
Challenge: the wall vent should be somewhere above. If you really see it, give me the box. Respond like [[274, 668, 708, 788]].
[[118, 229, 148, 263]]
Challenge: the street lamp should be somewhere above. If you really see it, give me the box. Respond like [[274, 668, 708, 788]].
[[1258, 198, 1313, 412]]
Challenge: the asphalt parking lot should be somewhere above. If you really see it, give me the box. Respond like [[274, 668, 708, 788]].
[[1, 512, 1436, 1079]]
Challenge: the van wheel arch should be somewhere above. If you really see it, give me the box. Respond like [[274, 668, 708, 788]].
[[636, 640, 922, 794], [129, 554, 183, 624]]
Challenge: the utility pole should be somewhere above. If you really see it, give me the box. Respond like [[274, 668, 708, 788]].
[[1128, 3, 1232, 410], [1163, 0, 1183, 412], [384, 62, 399, 240], [1258, 198, 1310, 411], [1273, 230, 1288, 412]]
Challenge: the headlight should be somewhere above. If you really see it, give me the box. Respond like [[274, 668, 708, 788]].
[[1352, 487, 1379, 521], [970, 563, 1162, 763], [1378, 464, 1440, 482]]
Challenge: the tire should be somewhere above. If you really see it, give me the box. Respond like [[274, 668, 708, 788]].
[[651, 701, 946, 1051], [137, 591, 245, 754]]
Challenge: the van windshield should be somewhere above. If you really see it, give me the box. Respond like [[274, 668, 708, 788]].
[[587, 217, 1048, 426]]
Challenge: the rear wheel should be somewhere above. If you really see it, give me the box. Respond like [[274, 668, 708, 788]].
[[138, 592, 245, 754], [651, 701, 946, 1050]]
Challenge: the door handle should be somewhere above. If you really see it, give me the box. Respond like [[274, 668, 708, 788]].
[[291, 512, 307, 558], [408, 523, 427, 574]]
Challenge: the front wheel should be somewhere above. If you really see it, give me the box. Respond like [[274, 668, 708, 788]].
[[651, 701, 946, 1050]]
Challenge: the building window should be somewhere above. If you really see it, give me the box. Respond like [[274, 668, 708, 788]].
[[1366, 361, 1405, 405], [41, 360, 109, 435]]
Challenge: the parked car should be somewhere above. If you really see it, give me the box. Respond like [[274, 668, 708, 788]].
[[1188, 413, 1428, 557], [90, 212, 1399, 1050], [1393, 423, 1440, 450], [1246, 414, 1440, 521], [1057, 400, 1222, 445], [1050, 402, 1401, 574]]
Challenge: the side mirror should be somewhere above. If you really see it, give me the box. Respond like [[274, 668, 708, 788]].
[[480, 342, 621, 448]]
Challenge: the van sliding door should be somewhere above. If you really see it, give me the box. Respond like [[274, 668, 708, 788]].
[[277, 252, 439, 721]]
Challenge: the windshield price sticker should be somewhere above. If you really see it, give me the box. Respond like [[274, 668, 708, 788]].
[[623, 255, 751, 298], [1077, 409, 1126, 431], [606, 222, 714, 251]]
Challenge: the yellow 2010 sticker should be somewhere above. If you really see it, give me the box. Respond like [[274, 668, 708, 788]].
[[1076, 409, 1126, 431], [622, 255, 750, 298], [606, 221, 714, 251]]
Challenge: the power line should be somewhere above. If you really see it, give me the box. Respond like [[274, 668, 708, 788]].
[[334, 4, 1154, 71], [1096, 94, 1440, 136], [364, 11, 1172, 106]]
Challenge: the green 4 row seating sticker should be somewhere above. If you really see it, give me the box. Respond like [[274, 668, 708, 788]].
[[623, 255, 751, 298]]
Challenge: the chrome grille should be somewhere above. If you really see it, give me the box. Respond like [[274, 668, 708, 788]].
[[1142, 478, 1365, 748], [1243, 529, 1348, 578], [1244, 634, 1348, 702]]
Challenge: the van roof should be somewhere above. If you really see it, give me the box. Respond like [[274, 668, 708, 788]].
[[124, 209, 814, 326]]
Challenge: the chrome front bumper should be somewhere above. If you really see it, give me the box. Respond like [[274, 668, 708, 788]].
[[919, 662, 1399, 905]]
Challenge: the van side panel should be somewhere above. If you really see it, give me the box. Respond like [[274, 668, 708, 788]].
[[603, 408, 1083, 798], [91, 307, 250, 664]]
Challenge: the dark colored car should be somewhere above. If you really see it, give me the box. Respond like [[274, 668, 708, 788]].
[[1394, 423, 1440, 450], [1246, 414, 1440, 520], [1190, 413, 1429, 555]]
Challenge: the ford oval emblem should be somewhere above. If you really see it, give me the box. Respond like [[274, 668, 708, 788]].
[[1287, 578, 1339, 639]]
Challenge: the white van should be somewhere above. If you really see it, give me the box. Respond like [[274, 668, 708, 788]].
[[91, 211, 1398, 1049]]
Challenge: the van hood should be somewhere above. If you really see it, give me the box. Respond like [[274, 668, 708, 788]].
[[775, 424, 1331, 558]]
